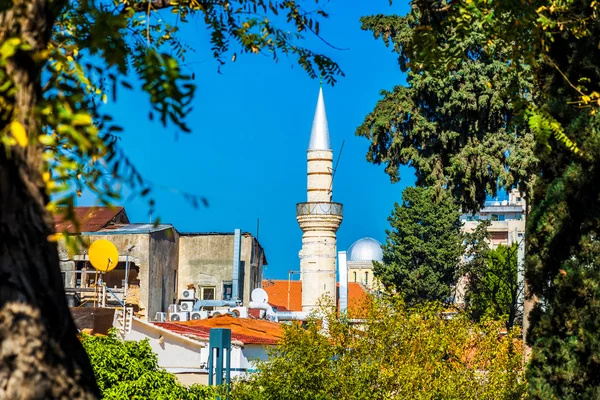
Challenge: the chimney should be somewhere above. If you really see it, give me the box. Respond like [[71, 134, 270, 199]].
[[232, 229, 242, 302], [338, 251, 348, 314]]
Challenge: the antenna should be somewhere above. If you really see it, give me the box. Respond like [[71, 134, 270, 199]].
[[329, 140, 345, 199], [251, 288, 269, 303]]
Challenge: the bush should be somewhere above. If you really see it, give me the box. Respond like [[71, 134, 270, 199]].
[[81, 330, 214, 399]]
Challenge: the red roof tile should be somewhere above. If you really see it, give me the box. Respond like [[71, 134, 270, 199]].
[[263, 280, 369, 318], [155, 315, 284, 345], [54, 206, 129, 233]]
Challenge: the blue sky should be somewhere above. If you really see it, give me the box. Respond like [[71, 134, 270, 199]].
[[81, 0, 415, 279]]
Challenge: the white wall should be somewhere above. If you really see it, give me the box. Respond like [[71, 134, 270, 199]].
[[125, 318, 206, 369], [124, 318, 272, 379]]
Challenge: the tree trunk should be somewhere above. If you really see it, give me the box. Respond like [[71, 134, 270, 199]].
[[0, 1, 99, 398]]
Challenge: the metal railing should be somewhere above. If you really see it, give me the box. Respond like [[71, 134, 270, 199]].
[[296, 202, 343, 217], [61, 269, 125, 308]]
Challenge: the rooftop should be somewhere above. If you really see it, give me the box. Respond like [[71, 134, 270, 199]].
[[83, 223, 175, 235], [347, 237, 383, 262], [263, 280, 369, 318], [155, 315, 284, 345], [53, 206, 129, 233]]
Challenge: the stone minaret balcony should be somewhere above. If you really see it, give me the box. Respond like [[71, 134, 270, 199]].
[[296, 202, 343, 230]]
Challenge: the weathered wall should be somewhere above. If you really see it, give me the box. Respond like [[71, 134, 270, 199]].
[[178, 235, 234, 302], [178, 234, 264, 305], [58, 229, 179, 319], [58, 233, 150, 311], [149, 228, 179, 318]]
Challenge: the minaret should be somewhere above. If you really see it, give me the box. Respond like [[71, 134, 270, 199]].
[[296, 84, 343, 313]]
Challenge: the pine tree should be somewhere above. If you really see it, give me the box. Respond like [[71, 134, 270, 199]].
[[376, 187, 464, 304]]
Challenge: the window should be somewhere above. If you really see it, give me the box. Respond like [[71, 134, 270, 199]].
[[491, 214, 499, 221], [173, 270, 178, 294], [222, 281, 233, 300], [353, 271, 357, 283], [498, 214, 506, 222], [201, 287, 215, 300], [365, 272, 369, 285]]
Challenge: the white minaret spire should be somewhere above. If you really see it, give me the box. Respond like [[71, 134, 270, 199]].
[[296, 85, 343, 313], [308, 86, 331, 150]]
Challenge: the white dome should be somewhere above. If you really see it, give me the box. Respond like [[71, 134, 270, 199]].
[[347, 237, 383, 262]]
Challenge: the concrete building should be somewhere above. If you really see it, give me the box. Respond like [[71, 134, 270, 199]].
[[296, 86, 343, 312], [56, 207, 266, 319], [460, 189, 526, 248], [178, 232, 266, 306]]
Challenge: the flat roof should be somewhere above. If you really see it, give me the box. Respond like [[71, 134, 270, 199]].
[[81, 223, 175, 235]]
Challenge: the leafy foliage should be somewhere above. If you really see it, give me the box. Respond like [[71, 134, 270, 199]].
[[0, 0, 344, 241], [462, 221, 523, 329], [81, 330, 215, 399], [406, 0, 596, 157], [231, 298, 527, 400], [365, 1, 600, 397], [375, 186, 464, 305], [357, 7, 537, 212]]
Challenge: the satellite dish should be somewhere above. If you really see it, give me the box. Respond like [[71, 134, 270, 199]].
[[88, 240, 119, 272], [251, 288, 269, 303]]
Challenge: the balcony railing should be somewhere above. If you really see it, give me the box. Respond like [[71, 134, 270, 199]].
[[296, 202, 343, 217]]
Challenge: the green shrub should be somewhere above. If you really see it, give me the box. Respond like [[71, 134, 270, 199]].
[[81, 330, 214, 399]]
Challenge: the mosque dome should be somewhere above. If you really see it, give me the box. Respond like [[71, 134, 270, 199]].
[[347, 237, 383, 262]]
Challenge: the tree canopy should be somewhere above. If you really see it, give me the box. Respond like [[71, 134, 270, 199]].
[[231, 298, 526, 400], [357, 7, 537, 212], [376, 186, 464, 304], [359, 1, 600, 397]]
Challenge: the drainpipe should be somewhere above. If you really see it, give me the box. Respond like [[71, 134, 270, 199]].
[[232, 229, 242, 303], [248, 301, 277, 321], [247, 302, 312, 322], [275, 311, 309, 321], [193, 300, 238, 311], [338, 251, 348, 315]]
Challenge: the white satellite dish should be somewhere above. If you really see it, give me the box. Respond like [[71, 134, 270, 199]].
[[251, 288, 269, 303]]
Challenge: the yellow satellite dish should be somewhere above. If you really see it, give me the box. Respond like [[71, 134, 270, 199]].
[[88, 240, 119, 272]]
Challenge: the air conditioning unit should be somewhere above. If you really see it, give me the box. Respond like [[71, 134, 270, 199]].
[[228, 307, 248, 318], [155, 312, 167, 322], [180, 301, 194, 312], [210, 310, 223, 318], [181, 289, 195, 300], [168, 304, 179, 314], [190, 310, 209, 320], [169, 312, 189, 322]]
